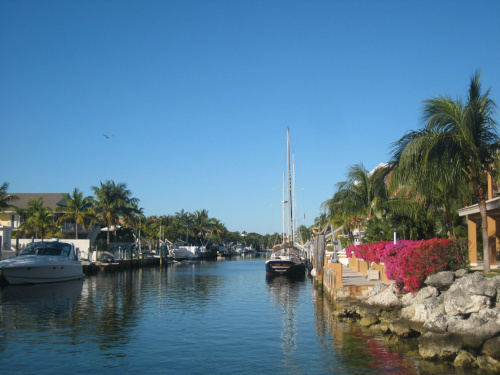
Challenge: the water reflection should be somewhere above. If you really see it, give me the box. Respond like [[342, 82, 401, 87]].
[[266, 276, 305, 374], [313, 293, 422, 374], [0, 280, 84, 353], [0, 260, 472, 374]]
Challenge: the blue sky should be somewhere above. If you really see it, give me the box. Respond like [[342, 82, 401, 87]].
[[1, 1, 500, 235]]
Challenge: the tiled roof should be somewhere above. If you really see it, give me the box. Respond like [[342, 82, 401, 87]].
[[5, 193, 68, 211]]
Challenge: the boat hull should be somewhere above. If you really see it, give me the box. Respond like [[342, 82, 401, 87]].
[[0, 263, 84, 285], [169, 248, 198, 261], [265, 259, 306, 278]]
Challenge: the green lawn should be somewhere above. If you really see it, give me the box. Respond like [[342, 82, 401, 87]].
[[484, 268, 500, 278]]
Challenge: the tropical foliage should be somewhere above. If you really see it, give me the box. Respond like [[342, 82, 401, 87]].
[[0, 182, 18, 212], [346, 238, 468, 292], [91, 180, 140, 244], [56, 188, 93, 239], [317, 71, 498, 273], [390, 70, 498, 272]]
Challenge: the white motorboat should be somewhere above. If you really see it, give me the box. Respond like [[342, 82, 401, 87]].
[[169, 241, 200, 260], [0, 240, 84, 285]]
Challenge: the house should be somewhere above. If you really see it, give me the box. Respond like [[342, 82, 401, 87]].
[[457, 174, 499, 268], [0, 193, 91, 239], [0, 193, 67, 227]]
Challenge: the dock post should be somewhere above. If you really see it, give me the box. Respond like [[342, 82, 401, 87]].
[[313, 234, 326, 291]]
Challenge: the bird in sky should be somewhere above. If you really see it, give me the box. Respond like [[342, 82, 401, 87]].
[[102, 134, 113, 139]]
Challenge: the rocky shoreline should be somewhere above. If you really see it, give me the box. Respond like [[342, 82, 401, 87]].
[[331, 270, 500, 372]]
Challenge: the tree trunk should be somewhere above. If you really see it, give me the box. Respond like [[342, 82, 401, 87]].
[[478, 197, 491, 273]]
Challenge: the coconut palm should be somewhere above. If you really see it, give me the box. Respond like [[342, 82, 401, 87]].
[[322, 163, 389, 244], [391, 71, 498, 272], [56, 188, 93, 239], [210, 218, 227, 243], [191, 209, 213, 244], [0, 182, 18, 212], [91, 180, 140, 244], [30, 206, 58, 239], [326, 164, 388, 220], [18, 199, 59, 240]]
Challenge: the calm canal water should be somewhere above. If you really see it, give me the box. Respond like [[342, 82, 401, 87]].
[[0, 254, 473, 374]]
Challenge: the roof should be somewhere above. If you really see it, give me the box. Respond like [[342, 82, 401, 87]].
[[5, 193, 68, 211], [457, 197, 500, 219]]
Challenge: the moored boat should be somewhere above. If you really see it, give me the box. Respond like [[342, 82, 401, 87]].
[[169, 241, 200, 260], [265, 243, 306, 278], [266, 128, 308, 279], [0, 240, 84, 285]]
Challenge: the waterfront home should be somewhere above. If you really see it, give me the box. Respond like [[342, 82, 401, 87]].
[[0, 192, 98, 239], [458, 173, 499, 268], [0, 193, 92, 259]]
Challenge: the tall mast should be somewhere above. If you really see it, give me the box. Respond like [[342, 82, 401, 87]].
[[292, 151, 296, 240], [282, 171, 286, 244], [287, 128, 293, 244]]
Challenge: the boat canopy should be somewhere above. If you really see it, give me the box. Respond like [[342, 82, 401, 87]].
[[20, 242, 72, 257]]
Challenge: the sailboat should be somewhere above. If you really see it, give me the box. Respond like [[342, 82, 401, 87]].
[[265, 128, 307, 278]]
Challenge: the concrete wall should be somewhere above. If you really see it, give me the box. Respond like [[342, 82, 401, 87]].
[[348, 255, 390, 283]]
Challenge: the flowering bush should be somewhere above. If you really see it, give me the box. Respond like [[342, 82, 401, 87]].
[[346, 238, 468, 292]]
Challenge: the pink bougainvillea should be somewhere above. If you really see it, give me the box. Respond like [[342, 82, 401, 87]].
[[346, 238, 468, 292]]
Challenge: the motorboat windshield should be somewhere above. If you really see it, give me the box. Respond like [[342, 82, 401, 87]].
[[20, 242, 73, 257]]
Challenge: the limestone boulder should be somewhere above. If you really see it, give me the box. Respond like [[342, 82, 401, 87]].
[[369, 282, 388, 297], [422, 313, 449, 333], [379, 309, 401, 323], [400, 292, 415, 307], [454, 269, 468, 278], [360, 313, 379, 327], [425, 271, 454, 290], [366, 284, 401, 308], [444, 287, 490, 316], [356, 303, 382, 317], [400, 287, 441, 321], [476, 355, 500, 372], [448, 272, 497, 298], [389, 320, 415, 338], [453, 350, 477, 368], [449, 317, 500, 350], [418, 332, 463, 361], [448, 308, 498, 334], [482, 336, 500, 360], [410, 296, 446, 329]]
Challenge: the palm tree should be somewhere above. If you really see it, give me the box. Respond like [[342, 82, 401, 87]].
[[17, 197, 45, 238], [91, 180, 140, 244], [18, 199, 59, 240], [30, 206, 58, 239], [192, 209, 213, 244], [335, 163, 388, 220], [210, 218, 227, 243], [323, 163, 389, 244], [57, 188, 93, 239], [0, 182, 18, 212], [391, 71, 498, 272]]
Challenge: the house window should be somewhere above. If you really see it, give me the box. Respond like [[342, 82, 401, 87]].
[[11, 215, 15, 227]]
